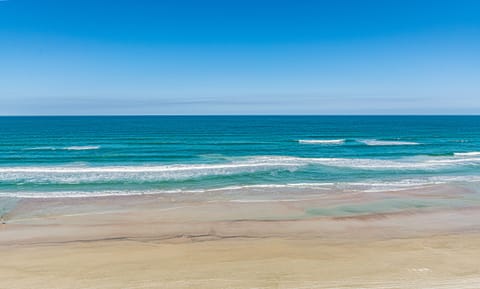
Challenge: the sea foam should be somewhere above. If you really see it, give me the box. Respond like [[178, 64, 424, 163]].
[[5, 175, 480, 198], [62, 146, 100, 150], [0, 155, 479, 184], [454, 152, 480, 157], [25, 145, 100, 151], [24, 146, 57, 151], [298, 139, 345, 144], [358, 139, 420, 146]]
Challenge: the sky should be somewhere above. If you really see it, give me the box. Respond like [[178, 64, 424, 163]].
[[0, 0, 479, 115]]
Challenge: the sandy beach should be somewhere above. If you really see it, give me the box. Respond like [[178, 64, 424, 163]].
[[2, 235, 480, 289], [2, 185, 480, 289], [2, 0, 480, 286]]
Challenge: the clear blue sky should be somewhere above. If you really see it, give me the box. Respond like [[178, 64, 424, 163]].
[[0, 0, 479, 115]]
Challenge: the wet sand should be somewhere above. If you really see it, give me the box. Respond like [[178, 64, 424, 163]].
[[1, 186, 480, 288]]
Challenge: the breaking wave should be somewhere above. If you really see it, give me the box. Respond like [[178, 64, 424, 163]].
[[63, 146, 100, 150], [454, 152, 480, 157], [0, 155, 479, 184], [25, 145, 100, 151], [358, 139, 420, 146], [4, 175, 480, 198], [298, 139, 345, 145]]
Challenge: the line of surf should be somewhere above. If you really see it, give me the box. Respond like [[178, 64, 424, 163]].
[[1, 155, 479, 173], [3, 175, 480, 198], [298, 139, 346, 145], [24, 145, 100, 151], [358, 139, 420, 146], [454, 152, 480, 157]]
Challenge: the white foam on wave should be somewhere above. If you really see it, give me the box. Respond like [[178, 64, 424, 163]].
[[4, 175, 480, 198], [358, 139, 420, 146], [24, 146, 57, 151], [24, 146, 100, 151], [298, 139, 345, 145], [0, 189, 187, 199], [62, 146, 100, 151], [0, 154, 478, 185], [206, 182, 334, 192], [454, 152, 480, 157], [0, 158, 302, 184]]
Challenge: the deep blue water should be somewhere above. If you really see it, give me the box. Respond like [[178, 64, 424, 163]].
[[0, 116, 479, 198]]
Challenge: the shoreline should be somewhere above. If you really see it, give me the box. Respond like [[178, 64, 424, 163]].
[[2, 186, 480, 288], [3, 184, 480, 245]]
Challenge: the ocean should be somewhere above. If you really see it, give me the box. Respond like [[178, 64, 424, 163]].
[[0, 116, 479, 202]]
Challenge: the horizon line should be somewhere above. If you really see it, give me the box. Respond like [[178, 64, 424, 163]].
[[0, 114, 479, 117]]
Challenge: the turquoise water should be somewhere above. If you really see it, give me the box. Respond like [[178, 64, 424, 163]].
[[0, 116, 479, 198]]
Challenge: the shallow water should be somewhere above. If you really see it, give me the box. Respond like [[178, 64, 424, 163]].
[[0, 116, 479, 200]]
